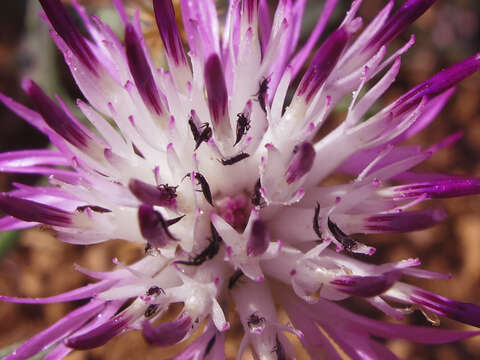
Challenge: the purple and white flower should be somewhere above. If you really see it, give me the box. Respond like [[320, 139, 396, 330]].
[[1, 0, 480, 358]]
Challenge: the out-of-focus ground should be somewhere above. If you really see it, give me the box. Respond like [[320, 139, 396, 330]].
[[0, 1, 479, 359]]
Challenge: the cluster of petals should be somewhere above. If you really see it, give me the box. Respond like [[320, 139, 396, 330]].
[[0, 0, 480, 359]]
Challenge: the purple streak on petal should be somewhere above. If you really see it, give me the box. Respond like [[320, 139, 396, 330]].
[[38, 0, 98, 73], [285, 142, 315, 184], [411, 290, 480, 327], [0, 280, 116, 304], [129, 179, 177, 207], [366, 209, 446, 233], [395, 54, 480, 112], [65, 315, 130, 349], [268, 0, 307, 99], [258, 0, 272, 53], [0, 166, 80, 183], [290, 294, 480, 345], [330, 271, 402, 298], [289, 0, 338, 80], [153, 0, 188, 66], [426, 132, 463, 154], [0, 92, 46, 131], [285, 293, 480, 359], [23, 79, 91, 149], [365, 320, 480, 344], [9, 183, 79, 201], [138, 205, 176, 248], [401, 88, 456, 140], [0, 195, 71, 227], [394, 178, 480, 200], [204, 54, 228, 125], [4, 301, 104, 360], [165, 323, 220, 360], [0, 92, 77, 159], [0, 150, 69, 167], [242, 0, 256, 25], [180, 0, 219, 57], [247, 219, 270, 257], [125, 24, 165, 116], [143, 317, 192, 347], [297, 26, 350, 102], [0, 216, 35, 231], [367, 0, 436, 50]]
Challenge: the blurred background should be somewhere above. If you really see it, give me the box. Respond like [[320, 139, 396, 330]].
[[0, 0, 479, 359]]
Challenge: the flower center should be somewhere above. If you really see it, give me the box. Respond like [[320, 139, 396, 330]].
[[215, 193, 251, 232]]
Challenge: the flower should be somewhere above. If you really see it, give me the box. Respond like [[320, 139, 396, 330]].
[[0, 0, 479, 358]]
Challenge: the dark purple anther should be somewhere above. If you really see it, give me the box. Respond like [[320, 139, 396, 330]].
[[367, 0, 437, 50], [330, 271, 402, 298], [129, 179, 177, 207], [76, 205, 111, 213], [327, 218, 358, 251], [285, 142, 316, 184], [297, 27, 350, 102], [125, 24, 165, 116], [273, 336, 287, 360], [144, 304, 160, 318], [204, 335, 216, 357], [220, 152, 250, 166], [247, 219, 270, 257], [138, 205, 176, 248], [142, 316, 192, 346], [153, 0, 188, 66], [410, 290, 480, 327], [39, 0, 98, 73], [256, 77, 269, 113], [204, 54, 229, 125], [65, 315, 130, 349], [23, 79, 91, 149], [0, 194, 71, 227], [313, 202, 322, 239]]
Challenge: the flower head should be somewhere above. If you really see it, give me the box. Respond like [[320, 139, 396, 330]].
[[1, 0, 480, 359]]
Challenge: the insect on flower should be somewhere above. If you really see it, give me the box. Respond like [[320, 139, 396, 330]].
[[0, 0, 479, 359], [256, 77, 270, 113], [234, 112, 251, 145]]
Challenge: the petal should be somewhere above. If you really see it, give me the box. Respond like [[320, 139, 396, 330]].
[[142, 316, 192, 347]]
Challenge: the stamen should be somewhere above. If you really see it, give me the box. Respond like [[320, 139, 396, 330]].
[[220, 152, 250, 165], [255, 77, 270, 113], [252, 178, 265, 207], [327, 217, 358, 251], [272, 336, 287, 360], [176, 222, 222, 266], [144, 304, 160, 318], [228, 270, 245, 289], [204, 335, 216, 357], [187, 172, 213, 206], [313, 202, 322, 239], [76, 205, 111, 213]]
